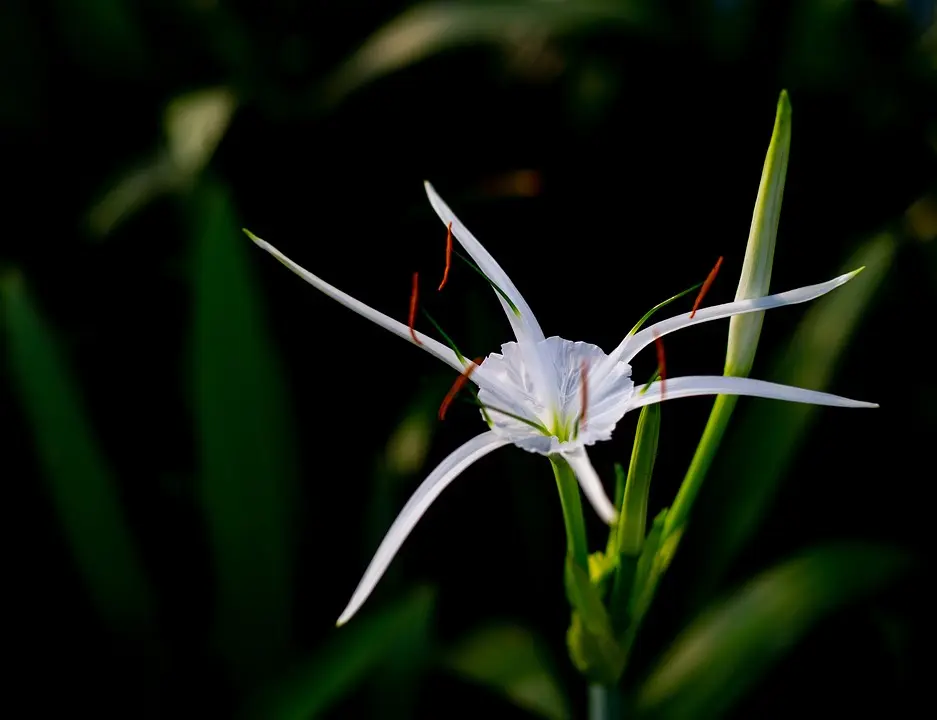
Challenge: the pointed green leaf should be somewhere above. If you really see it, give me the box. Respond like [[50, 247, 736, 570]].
[[684, 232, 896, 603], [1, 273, 153, 636], [638, 543, 909, 719], [665, 91, 792, 540], [726, 89, 792, 377], [192, 179, 297, 683], [445, 623, 571, 720], [247, 587, 435, 720]]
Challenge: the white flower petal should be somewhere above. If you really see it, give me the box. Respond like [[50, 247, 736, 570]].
[[424, 182, 559, 412], [561, 448, 618, 525], [610, 269, 862, 366], [628, 375, 877, 411], [423, 181, 544, 343], [336, 431, 510, 626], [248, 231, 465, 373]]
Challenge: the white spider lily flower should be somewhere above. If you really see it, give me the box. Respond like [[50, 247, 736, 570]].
[[247, 182, 875, 626]]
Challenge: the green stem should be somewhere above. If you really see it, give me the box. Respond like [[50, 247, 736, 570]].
[[664, 394, 738, 538], [550, 456, 589, 570], [588, 684, 622, 720]]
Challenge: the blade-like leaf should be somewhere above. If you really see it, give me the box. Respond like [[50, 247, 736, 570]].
[[1, 272, 154, 636], [685, 232, 896, 603], [665, 91, 792, 539], [192, 179, 297, 683], [445, 623, 571, 720], [89, 86, 236, 236], [322, 0, 658, 106], [246, 587, 436, 720], [637, 543, 909, 719]]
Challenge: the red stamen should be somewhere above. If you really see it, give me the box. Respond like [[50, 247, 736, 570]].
[[438, 357, 484, 420], [438, 222, 453, 291], [579, 361, 589, 429], [654, 331, 666, 399], [408, 272, 422, 345], [689, 256, 724, 319]]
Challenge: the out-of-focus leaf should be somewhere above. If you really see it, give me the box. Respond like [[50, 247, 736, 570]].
[[686, 233, 896, 602], [444, 623, 571, 720], [192, 179, 296, 683], [637, 543, 909, 719], [365, 382, 449, 716], [322, 0, 658, 106], [247, 587, 436, 720], [89, 87, 236, 236], [1, 272, 153, 636], [165, 87, 237, 180]]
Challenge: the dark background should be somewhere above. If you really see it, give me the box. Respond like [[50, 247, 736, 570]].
[[2, 1, 935, 718]]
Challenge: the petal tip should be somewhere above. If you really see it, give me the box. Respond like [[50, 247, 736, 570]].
[[242, 228, 264, 246], [848, 266, 866, 280]]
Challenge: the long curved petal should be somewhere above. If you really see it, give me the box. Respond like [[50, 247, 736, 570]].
[[628, 375, 877, 411], [247, 231, 464, 373], [562, 448, 618, 525], [610, 269, 862, 367], [424, 182, 558, 412], [336, 431, 510, 625], [424, 181, 544, 343]]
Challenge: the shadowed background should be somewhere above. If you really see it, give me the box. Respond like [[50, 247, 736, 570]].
[[2, 1, 935, 718]]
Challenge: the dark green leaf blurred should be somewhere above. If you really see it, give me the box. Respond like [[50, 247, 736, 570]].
[[192, 178, 297, 684], [2, 273, 154, 637], [444, 623, 570, 720], [247, 587, 435, 720], [637, 542, 910, 719]]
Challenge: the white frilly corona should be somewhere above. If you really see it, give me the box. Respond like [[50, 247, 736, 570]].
[[246, 182, 876, 626]]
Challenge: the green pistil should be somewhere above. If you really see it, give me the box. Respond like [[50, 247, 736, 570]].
[[452, 248, 521, 317], [628, 282, 703, 336]]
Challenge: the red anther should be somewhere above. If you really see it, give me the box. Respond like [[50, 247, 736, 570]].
[[579, 361, 589, 429], [438, 357, 485, 421], [408, 272, 422, 345], [438, 222, 453, 291], [654, 331, 666, 399], [690, 256, 724, 319]]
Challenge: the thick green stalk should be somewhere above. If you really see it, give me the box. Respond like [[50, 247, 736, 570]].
[[664, 394, 737, 537], [551, 456, 589, 570], [588, 683, 623, 720]]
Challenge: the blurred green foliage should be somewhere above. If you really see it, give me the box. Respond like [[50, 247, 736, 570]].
[[2, 0, 934, 717]]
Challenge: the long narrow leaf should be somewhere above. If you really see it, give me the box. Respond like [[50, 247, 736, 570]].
[[247, 587, 436, 720], [685, 233, 896, 603], [191, 179, 297, 683], [638, 543, 908, 719], [2, 273, 154, 636]]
